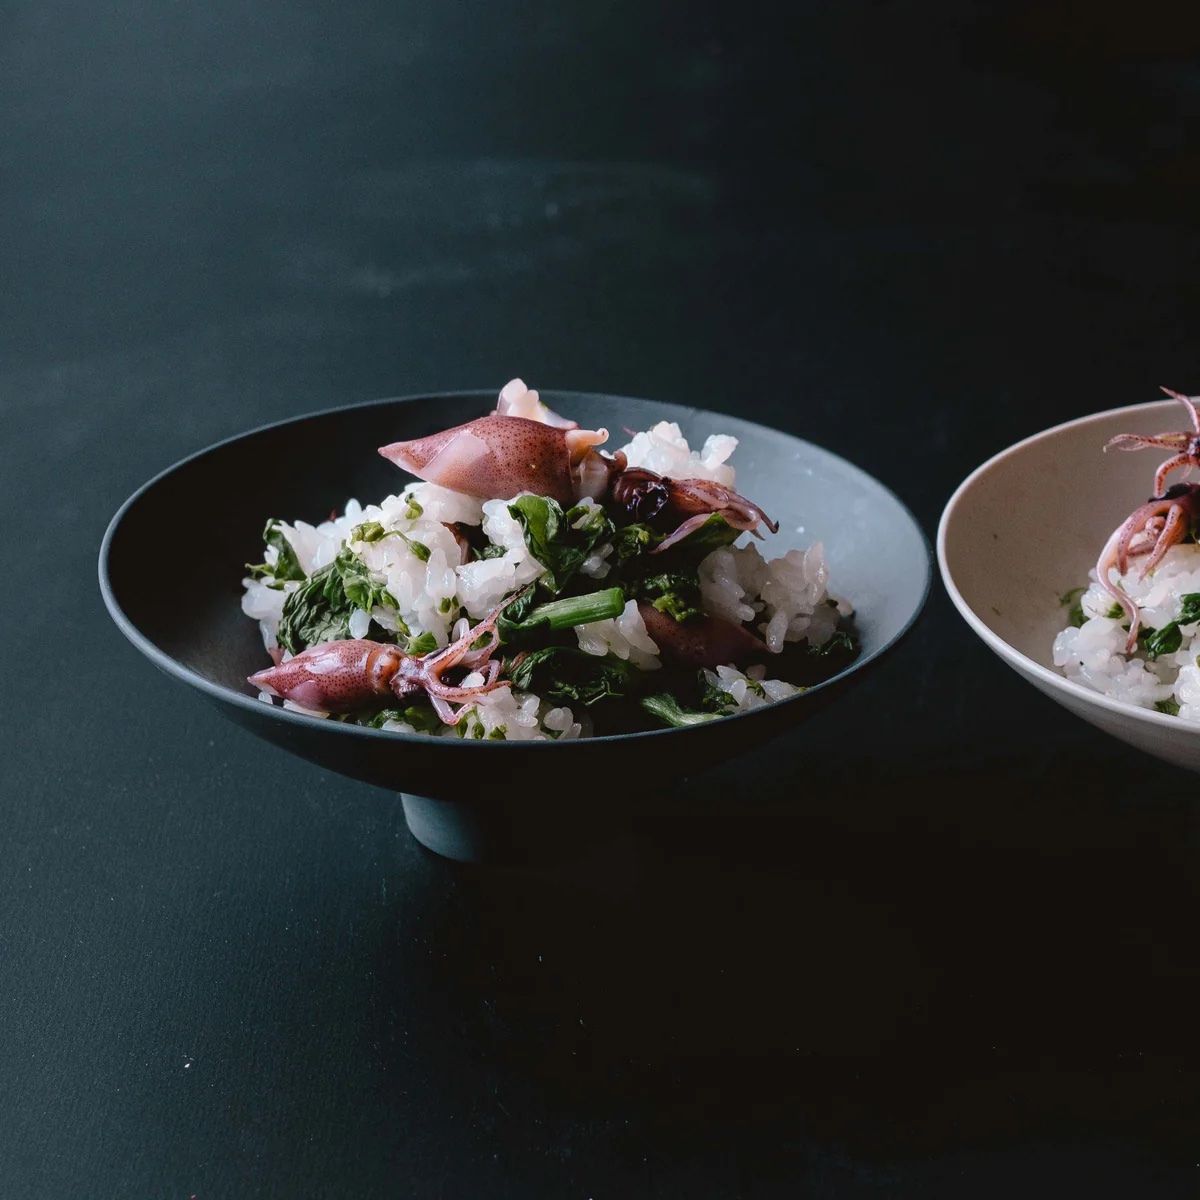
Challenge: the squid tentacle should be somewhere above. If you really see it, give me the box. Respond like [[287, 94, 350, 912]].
[[1104, 388, 1200, 495], [1096, 485, 1200, 653]]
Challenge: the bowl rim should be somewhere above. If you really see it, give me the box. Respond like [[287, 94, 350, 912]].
[[100, 388, 933, 749], [937, 397, 1196, 736]]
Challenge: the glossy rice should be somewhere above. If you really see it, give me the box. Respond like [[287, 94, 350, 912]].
[[242, 421, 847, 739], [1053, 543, 1200, 718]]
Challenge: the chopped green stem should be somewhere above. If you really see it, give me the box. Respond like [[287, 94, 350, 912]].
[[641, 694, 725, 727], [522, 587, 625, 630]]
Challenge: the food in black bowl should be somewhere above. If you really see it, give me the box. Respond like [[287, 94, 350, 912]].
[[101, 382, 929, 861]]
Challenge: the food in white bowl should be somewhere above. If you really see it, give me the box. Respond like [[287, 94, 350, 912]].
[[241, 379, 857, 739], [940, 390, 1200, 774], [1052, 388, 1200, 720]]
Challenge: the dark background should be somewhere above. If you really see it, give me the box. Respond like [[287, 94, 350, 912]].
[[4, 2, 1199, 1196]]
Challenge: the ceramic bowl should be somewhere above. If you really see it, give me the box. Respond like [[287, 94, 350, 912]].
[[939, 397, 1200, 772], [101, 390, 931, 861]]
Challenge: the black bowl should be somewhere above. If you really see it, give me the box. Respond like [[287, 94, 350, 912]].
[[100, 391, 930, 861]]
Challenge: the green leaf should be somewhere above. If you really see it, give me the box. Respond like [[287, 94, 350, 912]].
[[636, 572, 701, 623], [277, 563, 352, 653], [246, 519, 306, 585], [699, 672, 737, 712], [640, 693, 726, 728], [1060, 586, 1086, 628], [406, 630, 437, 657], [807, 630, 858, 657], [367, 703, 443, 733], [658, 513, 740, 560], [1143, 624, 1183, 660], [1180, 593, 1200, 624], [507, 495, 614, 593], [1139, 593, 1200, 661], [509, 646, 639, 705], [1155, 698, 1181, 717], [335, 546, 397, 613], [611, 523, 662, 563], [277, 547, 403, 654]]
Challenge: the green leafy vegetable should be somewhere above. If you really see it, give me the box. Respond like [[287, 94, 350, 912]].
[[807, 630, 858, 658], [1059, 586, 1123, 626], [1142, 624, 1183, 660], [611, 523, 661, 563], [640, 693, 727, 727], [1139, 593, 1200, 661], [1178, 594, 1200, 624], [335, 547, 397, 613], [636, 572, 701, 623], [510, 647, 639, 705], [656, 513, 740, 560], [277, 547, 403, 654], [406, 630, 437, 657], [1059, 586, 1088, 628], [404, 495, 424, 520], [1155, 698, 1181, 717], [367, 704, 443, 733], [277, 564, 350, 652], [246, 520, 306, 587], [507, 495, 614, 593], [699, 672, 737, 712]]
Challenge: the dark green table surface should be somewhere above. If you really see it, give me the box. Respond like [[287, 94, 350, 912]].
[[3, 3, 1197, 1196]]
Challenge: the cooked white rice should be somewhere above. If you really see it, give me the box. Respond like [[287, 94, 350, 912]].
[[242, 420, 846, 737], [618, 421, 739, 486], [699, 542, 851, 653], [1053, 543, 1200, 718], [706, 664, 803, 711], [575, 598, 663, 669]]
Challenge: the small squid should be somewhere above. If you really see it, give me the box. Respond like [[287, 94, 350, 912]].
[[248, 594, 519, 724], [1105, 387, 1200, 496], [1095, 483, 1200, 652], [637, 602, 769, 668], [379, 379, 779, 546]]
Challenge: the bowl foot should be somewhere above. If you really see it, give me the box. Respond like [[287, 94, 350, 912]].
[[401, 792, 601, 864]]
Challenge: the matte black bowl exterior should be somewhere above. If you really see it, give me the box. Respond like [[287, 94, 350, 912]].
[[100, 391, 930, 859]]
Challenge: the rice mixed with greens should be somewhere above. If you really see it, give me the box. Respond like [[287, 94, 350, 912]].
[[242, 381, 856, 739], [1053, 387, 1200, 719], [1054, 550, 1200, 719]]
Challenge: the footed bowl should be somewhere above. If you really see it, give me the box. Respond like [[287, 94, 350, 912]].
[[101, 390, 930, 860]]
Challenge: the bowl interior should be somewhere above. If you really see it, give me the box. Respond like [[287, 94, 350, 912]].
[[103, 391, 929, 763], [940, 398, 1185, 670]]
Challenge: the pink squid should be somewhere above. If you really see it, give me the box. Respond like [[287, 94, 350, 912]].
[[1105, 387, 1200, 496], [248, 595, 519, 725], [379, 379, 779, 545], [637, 602, 769, 668], [1095, 483, 1200, 652]]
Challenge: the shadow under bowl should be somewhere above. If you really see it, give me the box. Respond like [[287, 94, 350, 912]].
[[939, 398, 1200, 773], [101, 390, 930, 860]]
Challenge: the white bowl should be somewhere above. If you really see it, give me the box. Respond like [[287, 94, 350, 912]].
[[939, 398, 1200, 773]]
